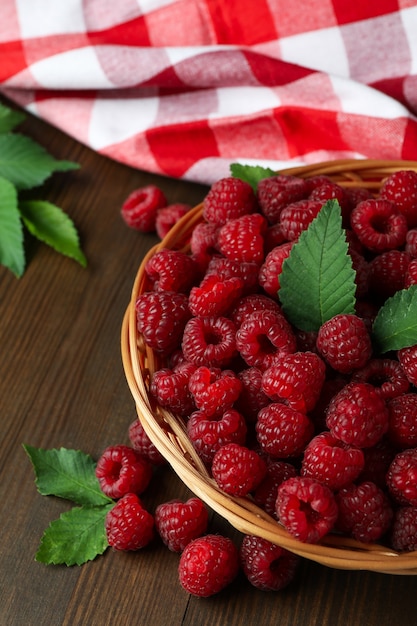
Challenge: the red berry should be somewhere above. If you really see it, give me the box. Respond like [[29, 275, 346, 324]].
[[351, 358, 410, 401], [405, 258, 417, 287], [203, 177, 257, 225], [105, 493, 154, 550], [350, 198, 407, 253], [178, 534, 239, 597], [257, 175, 309, 224], [182, 316, 237, 368], [256, 402, 314, 458], [230, 293, 282, 328], [188, 366, 242, 417], [309, 180, 351, 224], [121, 185, 167, 232], [387, 393, 417, 448], [145, 248, 198, 293], [391, 506, 417, 552], [155, 203, 191, 239], [240, 535, 300, 591], [258, 242, 294, 297], [380, 169, 417, 228], [135, 291, 191, 355], [155, 497, 209, 552], [316, 314, 372, 374], [95, 445, 153, 499], [386, 448, 417, 506], [358, 437, 397, 489], [211, 443, 267, 496], [405, 228, 417, 257], [368, 250, 410, 299], [217, 213, 266, 264], [279, 199, 323, 241], [128, 419, 167, 466], [187, 408, 247, 465], [235, 367, 271, 423], [205, 256, 260, 296], [335, 481, 393, 543], [188, 274, 243, 317], [253, 461, 298, 517], [276, 476, 338, 543], [397, 344, 417, 387], [189, 222, 220, 270], [150, 362, 197, 418]]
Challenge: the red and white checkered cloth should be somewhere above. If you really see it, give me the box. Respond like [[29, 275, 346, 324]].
[[1, 0, 417, 184]]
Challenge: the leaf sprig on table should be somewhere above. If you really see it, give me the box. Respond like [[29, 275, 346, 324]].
[[0, 103, 86, 277]]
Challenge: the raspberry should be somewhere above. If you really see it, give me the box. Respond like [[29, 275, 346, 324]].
[[405, 228, 417, 257], [187, 408, 247, 465], [205, 257, 259, 296], [240, 535, 300, 591], [335, 481, 393, 543], [391, 506, 417, 552], [264, 223, 287, 253], [145, 249, 198, 293], [326, 382, 389, 448], [154, 497, 209, 552], [211, 443, 267, 496], [405, 258, 417, 287], [368, 250, 410, 300], [387, 394, 417, 448], [150, 362, 197, 417], [155, 203, 191, 239], [316, 314, 372, 374], [235, 367, 271, 423], [279, 199, 323, 241], [121, 185, 167, 232], [349, 248, 369, 299], [258, 242, 294, 297], [257, 175, 309, 224], [230, 293, 282, 328], [309, 375, 347, 432], [350, 198, 408, 253], [95, 445, 153, 499], [188, 274, 243, 317], [386, 448, 417, 506], [397, 344, 417, 387], [295, 329, 319, 353], [178, 534, 239, 597], [276, 476, 338, 543], [188, 366, 242, 417], [253, 461, 298, 517], [345, 186, 374, 209], [261, 351, 326, 413], [181, 316, 237, 368], [351, 358, 410, 401], [379, 169, 417, 227], [128, 419, 167, 466], [136, 291, 191, 355], [105, 493, 154, 550], [189, 222, 220, 270], [203, 177, 257, 226], [309, 180, 351, 224], [358, 436, 397, 488], [217, 213, 266, 264], [256, 402, 314, 458], [301, 431, 364, 491], [236, 309, 296, 370]]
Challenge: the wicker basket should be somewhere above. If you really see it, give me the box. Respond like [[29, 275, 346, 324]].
[[121, 159, 417, 574]]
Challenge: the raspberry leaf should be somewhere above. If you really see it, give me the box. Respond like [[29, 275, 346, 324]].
[[0, 176, 25, 277], [230, 163, 276, 191], [0, 102, 26, 133], [35, 504, 113, 566], [23, 445, 112, 507], [372, 285, 417, 353], [279, 200, 356, 332], [19, 200, 87, 267]]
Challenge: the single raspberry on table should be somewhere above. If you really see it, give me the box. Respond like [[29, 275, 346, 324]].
[[390, 506, 417, 552], [230, 293, 282, 328], [258, 242, 294, 297], [379, 169, 417, 227], [188, 274, 244, 317], [279, 199, 323, 241], [335, 481, 393, 544], [188, 366, 242, 417], [105, 493, 154, 550], [350, 198, 408, 253], [326, 382, 389, 448], [368, 250, 410, 299], [235, 367, 271, 423], [155, 203, 192, 240], [121, 185, 167, 232], [144, 248, 199, 293], [316, 314, 372, 374], [387, 394, 417, 448], [211, 443, 267, 497], [154, 497, 209, 552], [253, 461, 298, 517], [351, 358, 410, 401], [135, 291, 191, 356], [240, 535, 300, 591], [386, 448, 417, 506], [276, 476, 338, 543], [181, 316, 237, 368], [128, 419, 167, 466], [301, 431, 364, 491], [150, 362, 197, 418], [261, 351, 326, 413], [187, 408, 247, 465], [178, 534, 239, 597], [95, 445, 153, 499], [256, 402, 314, 459], [257, 174, 309, 224], [217, 213, 266, 264], [203, 176, 257, 225], [397, 344, 417, 387]]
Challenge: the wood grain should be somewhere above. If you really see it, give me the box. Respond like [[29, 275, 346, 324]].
[[1, 96, 416, 626]]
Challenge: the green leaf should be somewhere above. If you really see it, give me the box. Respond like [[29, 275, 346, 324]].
[[35, 505, 113, 566], [0, 176, 25, 276], [230, 162, 277, 191], [372, 285, 417, 353], [0, 102, 26, 133], [279, 200, 357, 332], [23, 445, 112, 507], [0, 133, 79, 190], [19, 200, 87, 267]]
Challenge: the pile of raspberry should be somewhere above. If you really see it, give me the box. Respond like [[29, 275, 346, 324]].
[[116, 169, 417, 595]]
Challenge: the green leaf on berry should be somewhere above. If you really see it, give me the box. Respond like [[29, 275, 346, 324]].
[[0, 176, 25, 277], [372, 285, 417, 353], [0, 102, 26, 133], [19, 200, 87, 267], [0, 133, 79, 191], [23, 445, 112, 507], [279, 200, 357, 332], [230, 162, 277, 191], [35, 504, 113, 566]]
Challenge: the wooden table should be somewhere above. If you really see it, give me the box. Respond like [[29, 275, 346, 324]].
[[1, 97, 416, 626]]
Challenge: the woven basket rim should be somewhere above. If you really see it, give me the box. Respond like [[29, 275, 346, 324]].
[[121, 159, 417, 574]]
